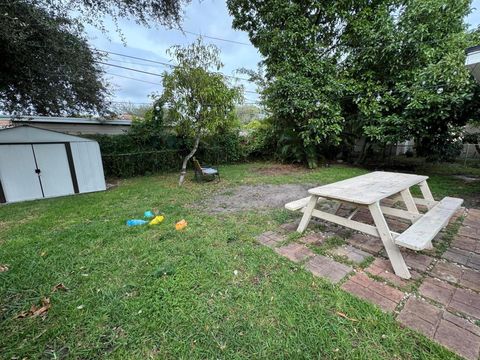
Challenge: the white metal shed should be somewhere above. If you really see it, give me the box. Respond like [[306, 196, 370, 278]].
[[0, 125, 106, 203]]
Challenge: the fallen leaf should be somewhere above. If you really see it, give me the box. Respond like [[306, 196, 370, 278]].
[[15, 311, 30, 319], [336, 311, 358, 322], [15, 297, 51, 319], [0, 264, 9, 272], [40, 251, 47, 257], [31, 297, 51, 317], [52, 283, 68, 292], [77, 305, 85, 310]]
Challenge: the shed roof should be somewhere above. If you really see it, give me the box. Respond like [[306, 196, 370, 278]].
[[0, 125, 95, 144], [0, 115, 131, 126]]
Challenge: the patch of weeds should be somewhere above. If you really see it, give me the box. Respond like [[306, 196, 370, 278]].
[[152, 264, 176, 278], [359, 256, 375, 270], [308, 222, 326, 232], [122, 284, 137, 294], [329, 253, 355, 267], [308, 236, 346, 256], [366, 271, 418, 293], [272, 209, 298, 224], [323, 236, 346, 250], [435, 216, 464, 257], [226, 232, 240, 243], [286, 232, 302, 243]]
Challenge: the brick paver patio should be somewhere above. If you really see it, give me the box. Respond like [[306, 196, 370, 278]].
[[298, 232, 327, 245], [275, 243, 315, 263], [256, 207, 480, 359], [329, 244, 370, 264], [255, 231, 285, 248], [342, 272, 405, 312], [419, 277, 480, 320], [398, 297, 480, 360], [305, 255, 352, 283]]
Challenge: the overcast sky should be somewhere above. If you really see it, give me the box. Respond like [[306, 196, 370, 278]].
[[87, 0, 480, 107], [86, 0, 263, 107]]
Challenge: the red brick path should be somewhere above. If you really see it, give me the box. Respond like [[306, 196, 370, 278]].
[[257, 208, 480, 359]]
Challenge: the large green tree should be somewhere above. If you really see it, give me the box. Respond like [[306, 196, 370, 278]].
[[228, 0, 480, 163], [0, 1, 108, 115], [160, 39, 243, 185], [228, 0, 346, 167], [0, 0, 188, 115], [342, 0, 479, 161]]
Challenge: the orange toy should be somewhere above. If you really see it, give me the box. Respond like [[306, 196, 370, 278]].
[[175, 219, 187, 231]]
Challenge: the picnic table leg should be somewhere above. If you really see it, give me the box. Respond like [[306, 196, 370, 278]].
[[369, 202, 411, 279], [297, 195, 318, 233], [400, 188, 420, 217], [419, 180, 435, 209]]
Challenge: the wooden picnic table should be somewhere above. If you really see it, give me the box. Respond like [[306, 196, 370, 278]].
[[285, 171, 463, 279]]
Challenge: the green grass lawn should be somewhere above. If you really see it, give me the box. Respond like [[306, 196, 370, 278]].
[[1, 162, 476, 359]]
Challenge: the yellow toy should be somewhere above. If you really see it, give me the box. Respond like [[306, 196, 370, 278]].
[[149, 215, 165, 225]]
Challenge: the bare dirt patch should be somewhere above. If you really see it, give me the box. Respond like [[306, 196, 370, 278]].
[[254, 164, 308, 176], [198, 184, 318, 213]]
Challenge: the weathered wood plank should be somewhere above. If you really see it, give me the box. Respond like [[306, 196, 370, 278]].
[[308, 171, 428, 205], [395, 197, 463, 251], [285, 196, 311, 211], [369, 202, 411, 279], [380, 206, 423, 222], [297, 195, 318, 233]]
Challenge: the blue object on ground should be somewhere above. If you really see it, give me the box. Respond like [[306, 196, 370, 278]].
[[144, 210, 154, 218], [127, 219, 148, 226]]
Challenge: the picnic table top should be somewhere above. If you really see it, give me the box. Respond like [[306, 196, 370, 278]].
[[308, 171, 428, 205]]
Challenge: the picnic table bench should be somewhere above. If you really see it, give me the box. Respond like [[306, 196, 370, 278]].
[[285, 171, 463, 279]]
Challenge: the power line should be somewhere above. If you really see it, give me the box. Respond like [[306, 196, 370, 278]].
[[105, 57, 172, 69], [98, 61, 164, 77], [98, 60, 260, 95], [102, 57, 254, 83], [180, 30, 252, 46], [108, 100, 153, 105], [93, 48, 175, 68], [104, 72, 162, 85], [94, 48, 253, 82]]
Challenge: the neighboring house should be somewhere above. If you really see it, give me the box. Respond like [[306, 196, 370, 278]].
[[0, 115, 132, 135], [466, 45, 480, 82]]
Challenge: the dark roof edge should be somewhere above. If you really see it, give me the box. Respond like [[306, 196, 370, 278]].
[[466, 45, 480, 55]]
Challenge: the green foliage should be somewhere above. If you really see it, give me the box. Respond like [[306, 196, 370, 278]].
[[159, 39, 244, 184], [228, 1, 348, 167], [0, 0, 188, 115], [242, 118, 276, 159], [0, 1, 107, 115], [89, 130, 246, 178], [37, 0, 190, 28], [160, 39, 243, 139], [228, 0, 480, 164], [344, 0, 480, 162], [235, 104, 263, 124]]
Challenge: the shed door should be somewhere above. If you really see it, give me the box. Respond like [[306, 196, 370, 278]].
[[0, 145, 43, 202], [32, 144, 74, 198]]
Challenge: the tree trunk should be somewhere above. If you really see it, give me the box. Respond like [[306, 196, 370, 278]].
[[179, 135, 201, 186]]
